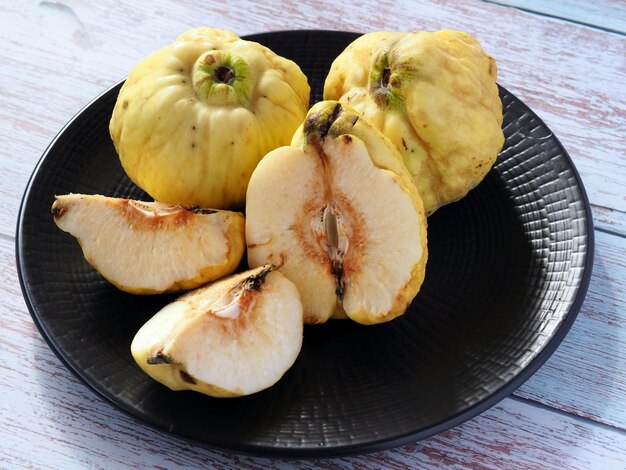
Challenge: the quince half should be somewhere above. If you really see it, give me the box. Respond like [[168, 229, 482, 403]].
[[246, 101, 428, 325]]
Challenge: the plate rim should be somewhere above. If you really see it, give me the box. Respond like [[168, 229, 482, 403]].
[[15, 29, 595, 458]]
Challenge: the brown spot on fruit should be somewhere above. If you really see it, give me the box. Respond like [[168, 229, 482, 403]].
[[342, 135, 352, 144], [122, 100, 129, 109], [147, 350, 172, 364], [244, 265, 271, 291], [332, 259, 344, 299], [334, 193, 365, 280], [488, 57, 496, 78], [304, 313, 324, 324], [275, 252, 286, 269], [401, 137, 408, 150], [247, 240, 270, 250], [294, 199, 333, 268], [179, 370, 197, 384], [123, 200, 198, 230], [204, 55, 215, 65], [51, 202, 67, 219], [188, 206, 217, 215]]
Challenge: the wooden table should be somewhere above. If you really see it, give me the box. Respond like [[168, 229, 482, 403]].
[[2, 1, 625, 468]]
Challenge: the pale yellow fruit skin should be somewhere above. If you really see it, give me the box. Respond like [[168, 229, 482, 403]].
[[131, 267, 304, 397], [110, 27, 310, 210], [52, 194, 245, 294], [248, 101, 428, 325], [324, 30, 504, 215]]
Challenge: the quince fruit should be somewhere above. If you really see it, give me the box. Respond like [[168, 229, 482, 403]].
[[131, 265, 303, 397], [324, 30, 504, 215], [246, 101, 428, 325], [52, 194, 245, 294], [110, 28, 310, 209]]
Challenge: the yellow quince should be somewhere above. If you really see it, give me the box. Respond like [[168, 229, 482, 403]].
[[324, 30, 504, 215], [110, 28, 310, 209]]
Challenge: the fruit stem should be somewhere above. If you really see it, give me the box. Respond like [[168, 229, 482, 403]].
[[191, 51, 252, 106], [304, 102, 344, 139]]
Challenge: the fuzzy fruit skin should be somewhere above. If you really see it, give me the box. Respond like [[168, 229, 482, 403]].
[[246, 101, 428, 325], [110, 28, 310, 210], [324, 30, 504, 215]]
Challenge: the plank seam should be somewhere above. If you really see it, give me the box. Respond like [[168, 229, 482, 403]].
[[594, 226, 626, 238], [0, 232, 15, 243], [510, 394, 626, 434], [480, 0, 626, 36]]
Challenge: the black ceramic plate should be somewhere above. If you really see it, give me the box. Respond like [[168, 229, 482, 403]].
[[16, 30, 594, 457]]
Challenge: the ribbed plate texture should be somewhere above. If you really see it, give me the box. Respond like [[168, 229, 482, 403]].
[[16, 31, 593, 457]]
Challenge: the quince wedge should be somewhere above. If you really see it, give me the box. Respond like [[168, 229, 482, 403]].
[[324, 30, 504, 215], [131, 265, 304, 397], [52, 194, 245, 294], [110, 28, 310, 210]]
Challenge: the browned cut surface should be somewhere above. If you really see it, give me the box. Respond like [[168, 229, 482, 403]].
[[51, 200, 67, 219], [121, 200, 196, 230]]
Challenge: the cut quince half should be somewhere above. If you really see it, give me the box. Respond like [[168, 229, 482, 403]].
[[131, 265, 303, 397], [52, 194, 245, 294], [246, 101, 428, 325]]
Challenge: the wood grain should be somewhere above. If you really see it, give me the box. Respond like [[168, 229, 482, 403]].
[[516, 230, 626, 429], [2, 232, 625, 468], [1, 0, 624, 237], [593, 205, 626, 238], [485, 0, 626, 33]]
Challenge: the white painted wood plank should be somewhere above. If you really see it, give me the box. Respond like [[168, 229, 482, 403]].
[[0, 0, 624, 238], [516, 230, 626, 429], [592, 206, 626, 238], [485, 0, 626, 33]]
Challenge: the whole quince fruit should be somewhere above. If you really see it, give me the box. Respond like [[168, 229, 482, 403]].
[[324, 30, 504, 215], [110, 28, 310, 209]]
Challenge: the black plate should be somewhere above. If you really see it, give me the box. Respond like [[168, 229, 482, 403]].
[[16, 30, 594, 457]]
